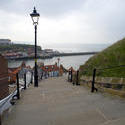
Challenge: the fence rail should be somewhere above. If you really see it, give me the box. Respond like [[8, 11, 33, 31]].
[[0, 64, 62, 124], [0, 70, 33, 124], [80, 65, 125, 93]]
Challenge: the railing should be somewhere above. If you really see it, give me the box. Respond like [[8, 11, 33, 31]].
[[0, 66, 61, 123], [0, 70, 33, 124], [80, 65, 125, 93], [0, 63, 63, 124], [68, 70, 80, 85]]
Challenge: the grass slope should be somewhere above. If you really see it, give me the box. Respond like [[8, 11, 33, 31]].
[[79, 38, 125, 78]]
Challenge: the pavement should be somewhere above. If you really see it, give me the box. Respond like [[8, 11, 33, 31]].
[[2, 75, 125, 125]]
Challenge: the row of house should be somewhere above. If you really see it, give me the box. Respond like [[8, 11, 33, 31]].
[[8, 62, 32, 84], [0, 55, 60, 100], [39, 63, 59, 78], [3, 52, 28, 59], [0, 55, 32, 100], [8, 62, 61, 84], [0, 53, 74, 100]]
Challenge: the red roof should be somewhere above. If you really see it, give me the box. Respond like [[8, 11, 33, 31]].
[[41, 64, 59, 72]]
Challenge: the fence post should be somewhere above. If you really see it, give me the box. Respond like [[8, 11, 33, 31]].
[[24, 73, 26, 90], [16, 73, 20, 99], [91, 68, 96, 93], [45, 72, 47, 79], [68, 71, 70, 82], [76, 70, 79, 85], [30, 72, 33, 84], [41, 72, 43, 80], [71, 70, 72, 82]]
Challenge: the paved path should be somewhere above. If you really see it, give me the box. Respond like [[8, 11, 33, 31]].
[[3, 75, 125, 125]]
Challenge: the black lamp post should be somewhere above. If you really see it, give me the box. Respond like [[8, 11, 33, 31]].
[[30, 7, 40, 87], [57, 58, 60, 67]]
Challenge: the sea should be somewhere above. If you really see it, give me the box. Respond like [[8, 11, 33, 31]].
[[8, 44, 111, 70]]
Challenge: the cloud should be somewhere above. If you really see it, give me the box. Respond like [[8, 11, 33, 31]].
[[0, 0, 125, 46], [0, 0, 86, 16]]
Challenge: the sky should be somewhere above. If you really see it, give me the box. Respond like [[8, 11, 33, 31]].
[[0, 0, 125, 48]]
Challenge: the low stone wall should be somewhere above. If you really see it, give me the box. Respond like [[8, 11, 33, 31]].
[[0, 55, 9, 100], [80, 76, 125, 97]]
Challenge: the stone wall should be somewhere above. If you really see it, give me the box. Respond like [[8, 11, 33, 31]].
[[0, 55, 9, 100], [80, 76, 125, 97]]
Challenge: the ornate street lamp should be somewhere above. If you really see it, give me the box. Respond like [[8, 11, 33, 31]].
[[30, 7, 40, 87]]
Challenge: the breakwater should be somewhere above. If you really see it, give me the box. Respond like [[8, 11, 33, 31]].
[[6, 52, 98, 60], [54, 52, 98, 57]]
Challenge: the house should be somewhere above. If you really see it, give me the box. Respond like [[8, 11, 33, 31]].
[[0, 54, 9, 100], [44, 49, 53, 54], [60, 64, 68, 73], [3, 52, 23, 59], [41, 63, 59, 77], [8, 61, 32, 84], [8, 67, 21, 84]]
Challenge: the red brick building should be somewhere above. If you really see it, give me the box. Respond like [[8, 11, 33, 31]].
[[0, 54, 9, 100]]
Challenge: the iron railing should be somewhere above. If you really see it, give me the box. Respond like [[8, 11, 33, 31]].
[[91, 65, 125, 92]]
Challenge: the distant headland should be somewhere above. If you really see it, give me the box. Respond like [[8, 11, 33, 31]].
[[0, 39, 98, 60]]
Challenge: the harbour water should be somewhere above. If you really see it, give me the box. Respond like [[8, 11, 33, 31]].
[[8, 55, 93, 70], [8, 43, 111, 70]]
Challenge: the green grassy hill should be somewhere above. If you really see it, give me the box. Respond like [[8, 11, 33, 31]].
[[79, 38, 125, 78]]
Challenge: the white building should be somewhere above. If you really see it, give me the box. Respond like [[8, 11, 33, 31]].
[[0, 39, 11, 45]]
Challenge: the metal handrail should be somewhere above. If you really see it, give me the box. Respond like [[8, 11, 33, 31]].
[[91, 65, 125, 92]]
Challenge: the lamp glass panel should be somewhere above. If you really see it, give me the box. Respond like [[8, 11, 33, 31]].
[[32, 16, 39, 24]]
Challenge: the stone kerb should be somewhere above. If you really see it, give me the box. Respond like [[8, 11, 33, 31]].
[[80, 75, 125, 97], [95, 77, 112, 88], [80, 76, 92, 87], [81, 76, 125, 87]]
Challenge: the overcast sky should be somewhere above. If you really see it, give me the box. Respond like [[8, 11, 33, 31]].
[[0, 0, 125, 47]]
